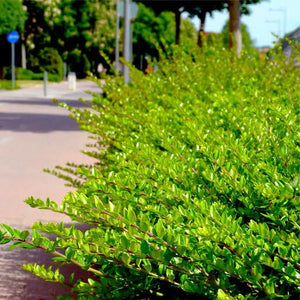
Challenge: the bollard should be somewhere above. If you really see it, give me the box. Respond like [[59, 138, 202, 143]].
[[63, 62, 67, 80], [44, 71, 48, 97], [68, 72, 76, 90]]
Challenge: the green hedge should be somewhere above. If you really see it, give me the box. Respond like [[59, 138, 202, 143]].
[[39, 47, 64, 81], [1, 44, 299, 299], [4, 67, 62, 82]]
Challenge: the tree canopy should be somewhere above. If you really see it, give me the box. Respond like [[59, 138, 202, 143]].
[[222, 19, 254, 49], [0, 0, 27, 35], [23, 0, 116, 77], [136, 0, 265, 53], [132, 3, 197, 69], [132, 3, 175, 67]]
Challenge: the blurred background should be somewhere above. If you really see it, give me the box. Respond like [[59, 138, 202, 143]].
[[0, 0, 299, 82]]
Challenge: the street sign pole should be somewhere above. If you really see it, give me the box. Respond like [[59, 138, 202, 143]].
[[11, 43, 15, 89], [7, 31, 20, 89]]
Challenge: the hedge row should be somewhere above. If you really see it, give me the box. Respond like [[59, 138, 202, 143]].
[[1, 44, 299, 299]]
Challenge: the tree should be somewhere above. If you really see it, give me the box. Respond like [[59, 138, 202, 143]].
[[22, 0, 116, 77], [132, 5, 197, 70], [228, 0, 266, 55], [132, 3, 175, 69], [22, 0, 53, 72], [184, 1, 226, 47], [0, 0, 27, 35], [138, 0, 265, 53], [48, 0, 116, 76], [185, 0, 264, 51], [180, 17, 198, 48], [0, 0, 27, 77], [228, 0, 241, 55], [136, 1, 183, 45], [222, 19, 254, 50]]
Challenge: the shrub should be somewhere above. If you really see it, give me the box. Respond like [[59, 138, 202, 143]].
[[67, 49, 91, 79], [0, 45, 299, 299], [4, 67, 62, 82], [38, 47, 64, 81]]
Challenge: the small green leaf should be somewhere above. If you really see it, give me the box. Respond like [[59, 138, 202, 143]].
[[166, 269, 175, 281], [9, 242, 35, 250], [52, 256, 67, 263], [120, 236, 130, 249], [140, 240, 149, 255], [121, 253, 131, 265], [128, 207, 137, 223]]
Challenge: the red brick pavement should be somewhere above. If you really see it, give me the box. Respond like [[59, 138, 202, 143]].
[[0, 80, 100, 299]]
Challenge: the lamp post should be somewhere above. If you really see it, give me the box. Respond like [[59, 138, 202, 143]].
[[266, 19, 281, 39], [123, 0, 130, 83], [269, 8, 287, 36], [115, 0, 120, 74], [122, 0, 138, 83]]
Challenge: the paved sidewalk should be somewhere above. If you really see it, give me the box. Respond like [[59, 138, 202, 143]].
[[0, 80, 101, 299]]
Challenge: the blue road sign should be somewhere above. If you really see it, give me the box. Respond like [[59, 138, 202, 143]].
[[7, 31, 20, 43]]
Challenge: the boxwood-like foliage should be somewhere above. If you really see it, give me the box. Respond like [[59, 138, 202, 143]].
[[1, 44, 299, 299]]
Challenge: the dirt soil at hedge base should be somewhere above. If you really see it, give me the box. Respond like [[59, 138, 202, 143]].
[[0, 80, 101, 299]]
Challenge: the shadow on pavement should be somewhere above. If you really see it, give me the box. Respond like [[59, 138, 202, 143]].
[[0, 112, 80, 132], [0, 223, 95, 299], [0, 99, 90, 109], [0, 243, 92, 299]]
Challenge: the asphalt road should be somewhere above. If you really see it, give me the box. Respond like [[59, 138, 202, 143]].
[[0, 80, 101, 299]]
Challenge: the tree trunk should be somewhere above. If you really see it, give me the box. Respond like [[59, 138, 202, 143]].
[[175, 9, 181, 45], [228, 0, 242, 56], [197, 10, 207, 47]]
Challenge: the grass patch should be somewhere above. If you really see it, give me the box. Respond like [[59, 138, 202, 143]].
[[0, 80, 20, 90], [0, 80, 44, 89]]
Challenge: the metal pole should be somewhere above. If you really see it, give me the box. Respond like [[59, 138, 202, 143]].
[[11, 43, 15, 89], [123, 0, 130, 83], [115, 0, 120, 74], [63, 62, 67, 80], [44, 71, 48, 97], [269, 8, 287, 37]]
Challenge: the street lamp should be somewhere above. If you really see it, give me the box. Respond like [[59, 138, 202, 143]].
[[122, 0, 138, 83], [123, 0, 130, 83], [115, 0, 138, 82], [266, 19, 281, 39], [115, 0, 120, 75], [269, 8, 287, 36]]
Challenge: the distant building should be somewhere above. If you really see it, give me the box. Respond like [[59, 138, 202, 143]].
[[258, 46, 271, 54]]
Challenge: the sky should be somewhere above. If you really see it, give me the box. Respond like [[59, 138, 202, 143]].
[[187, 0, 300, 47]]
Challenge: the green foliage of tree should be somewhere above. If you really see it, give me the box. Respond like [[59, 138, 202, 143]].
[[0, 0, 27, 77], [132, 3, 175, 67], [132, 4, 197, 68], [180, 18, 198, 49], [222, 20, 254, 49], [0, 0, 27, 35], [1, 44, 299, 299], [39, 47, 64, 81], [23, 0, 115, 78], [47, 0, 115, 77], [138, 0, 265, 51]]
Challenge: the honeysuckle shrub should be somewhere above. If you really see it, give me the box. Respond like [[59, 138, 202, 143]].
[[1, 44, 299, 299]]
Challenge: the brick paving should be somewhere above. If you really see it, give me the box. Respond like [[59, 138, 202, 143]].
[[0, 80, 101, 299]]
